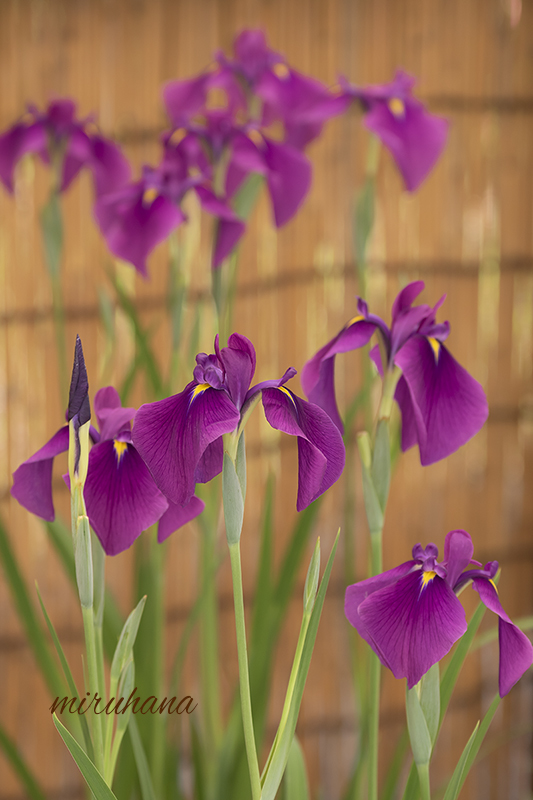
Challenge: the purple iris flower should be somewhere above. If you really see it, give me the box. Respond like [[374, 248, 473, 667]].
[[11, 386, 204, 555], [0, 98, 130, 196], [132, 333, 345, 512], [345, 529, 533, 696], [342, 70, 448, 191], [301, 281, 488, 465]]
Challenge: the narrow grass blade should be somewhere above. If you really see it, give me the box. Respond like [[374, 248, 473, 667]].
[[441, 721, 480, 800], [35, 584, 93, 758], [53, 714, 119, 800], [284, 736, 310, 800], [0, 719, 47, 800], [0, 516, 64, 699], [129, 716, 157, 800], [261, 531, 340, 800]]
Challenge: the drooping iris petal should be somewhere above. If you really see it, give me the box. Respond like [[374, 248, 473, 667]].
[[10, 426, 69, 521], [133, 382, 240, 505], [84, 440, 168, 556], [472, 578, 533, 696], [94, 183, 185, 277], [163, 73, 213, 127], [301, 319, 379, 432], [263, 138, 312, 227], [195, 186, 246, 267], [261, 387, 345, 510], [60, 126, 93, 191], [393, 336, 489, 465], [158, 495, 206, 543], [0, 121, 46, 192], [89, 136, 132, 197], [364, 97, 448, 192], [357, 568, 467, 688], [345, 560, 417, 652]]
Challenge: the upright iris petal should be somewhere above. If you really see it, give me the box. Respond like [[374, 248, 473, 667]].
[[345, 531, 533, 696], [302, 281, 488, 465]]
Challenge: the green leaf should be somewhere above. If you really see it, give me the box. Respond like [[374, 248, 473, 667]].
[[0, 719, 48, 800], [441, 721, 480, 800], [232, 173, 263, 220], [222, 452, 245, 544], [110, 596, 147, 686], [458, 694, 500, 792], [40, 191, 63, 278], [303, 538, 321, 614], [440, 602, 486, 721], [284, 736, 310, 800], [0, 515, 64, 699], [405, 684, 432, 767], [261, 531, 340, 800], [128, 716, 157, 800], [371, 420, 390, 512], [53, 714, 119, 800], [35, 584, 93, 759]]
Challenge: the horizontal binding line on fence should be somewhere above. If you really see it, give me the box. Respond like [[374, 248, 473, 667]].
[[114, 95, 533, 144], [0, 552, 532, 655], [1, 257, 532, 328]]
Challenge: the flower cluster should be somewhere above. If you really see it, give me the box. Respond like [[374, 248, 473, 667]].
[[345, 530, 533, 696], [12, 333, 344, 554], [0, 98, 130, 197], [0, 31, 449, 280], [302, 281, 488, 465]]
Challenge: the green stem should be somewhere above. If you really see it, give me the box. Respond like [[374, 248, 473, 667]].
[[228, 541, 262, 800], [81, 606, 105, 775], [199, 513, 223, 753], [416, 762, 431, 800]]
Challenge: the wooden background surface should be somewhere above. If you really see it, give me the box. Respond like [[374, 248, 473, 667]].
[[0, 0, 532, 798]]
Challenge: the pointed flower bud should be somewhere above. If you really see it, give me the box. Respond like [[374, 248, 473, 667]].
[[68, 335, 91, 488]]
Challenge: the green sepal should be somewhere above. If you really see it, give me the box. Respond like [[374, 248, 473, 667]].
[[232, 172, 263, 220], [235, 431, 247, 499], [110, 595, 147, 687], [40, 191, 63, 279], [53, 714, 119, 800], [283, 736, 310, 800], [222, 452, 245, 545]]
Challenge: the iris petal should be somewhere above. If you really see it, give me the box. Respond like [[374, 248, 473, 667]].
[[158, 495, 206, 543], [472, 578, 533, 696], [357, 568, 467, 688], [261, 387, 345, 510], [394, 336, 488, 465], [11, 426, 69, 521], [84, 441, 168, 556], [133, 382, 240, 505]]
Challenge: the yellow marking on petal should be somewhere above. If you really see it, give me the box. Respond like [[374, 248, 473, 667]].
[[346, 314, 364, 328], [273, 62, 290, 80], [421, 570, 436, 587], [428, 337, 441, 361], [142, 187, 158, 207], [248, 128, 264, 147], [278, 385, 297, 409], [489, 579, 498, 594], [113, 440, 128, 463], [388, 97, 406, 118], [191, 382, 211, 401]]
